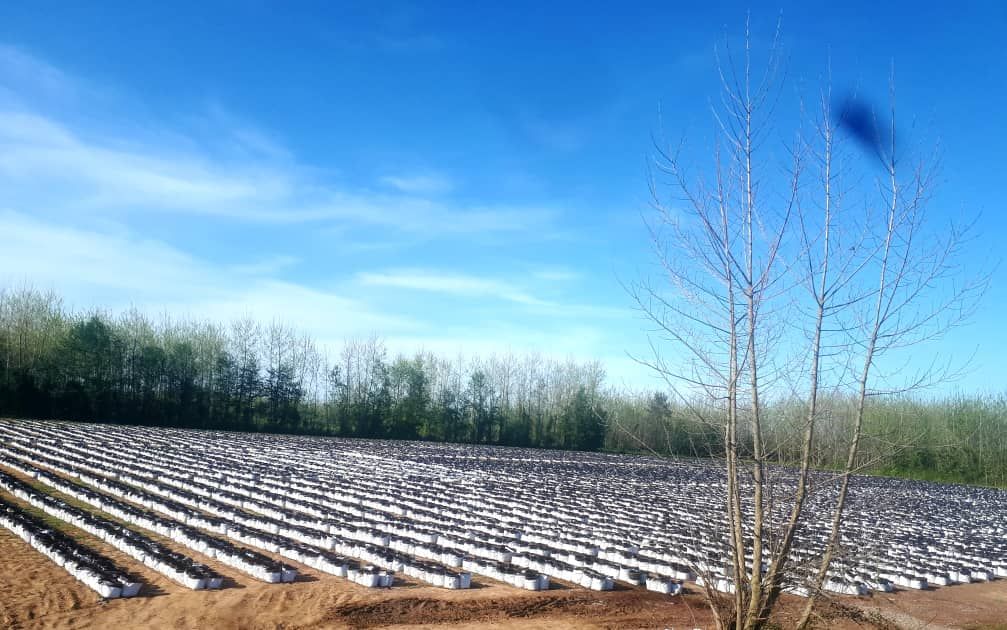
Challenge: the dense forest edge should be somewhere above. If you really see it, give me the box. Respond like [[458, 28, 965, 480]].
[[2, 286, 1005, 487]]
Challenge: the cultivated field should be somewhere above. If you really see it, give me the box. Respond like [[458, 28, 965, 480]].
[[0, 418, 1005, 629]]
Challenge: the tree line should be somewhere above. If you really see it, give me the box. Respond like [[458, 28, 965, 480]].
[[0, 286, 608, 451], [1, 285, 1004, 487]]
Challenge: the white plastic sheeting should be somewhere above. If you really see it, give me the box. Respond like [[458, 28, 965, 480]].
[[3, 418, 1006, 602], [0, 496, 140, 599]]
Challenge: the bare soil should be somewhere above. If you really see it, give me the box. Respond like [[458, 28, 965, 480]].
[[0, 463, 1003, 630], [2, 520, 1006, 630]]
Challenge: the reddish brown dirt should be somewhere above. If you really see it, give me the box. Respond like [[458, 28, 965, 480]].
[[850, 581, 1007, 629], [4, 520, 1007, 630], [0, 526, 717, 630], [1, 460, 1004, 629]]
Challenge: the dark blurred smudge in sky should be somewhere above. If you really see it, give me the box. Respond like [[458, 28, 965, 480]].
[[834, 92, 894, 166]]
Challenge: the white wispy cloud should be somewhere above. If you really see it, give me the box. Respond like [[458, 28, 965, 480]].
[[532, 267, 581, 282], [0, 110, 291, 209], [0, 44, 648, 384], [356, 268, 633, 320], [0, 210, 416, 340], [0, 107, 558, 234], [379, 172, 454, 195], [357, 269, 550, 306], [0, 210, 639, 375], [0, 44, 79, 103], [201, 101, 296, 162], [0, 45, 559, 238], [229, 255, 301, 276], [304, 194, 556, 233]]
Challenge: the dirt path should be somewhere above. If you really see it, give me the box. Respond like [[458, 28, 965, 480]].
[[851, 582, 1007, 630]]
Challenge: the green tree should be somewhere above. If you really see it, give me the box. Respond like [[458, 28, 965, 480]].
[[388, 357, 431, 439], [264, 362, 303, 430], [465, 370, 497, 443]]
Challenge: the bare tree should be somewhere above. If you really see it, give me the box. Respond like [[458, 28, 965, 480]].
[[632, 19, 985, 630], [792, 74, 987, 628]]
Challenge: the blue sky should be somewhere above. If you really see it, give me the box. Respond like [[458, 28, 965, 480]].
[[0, 1, 1003, 391]]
